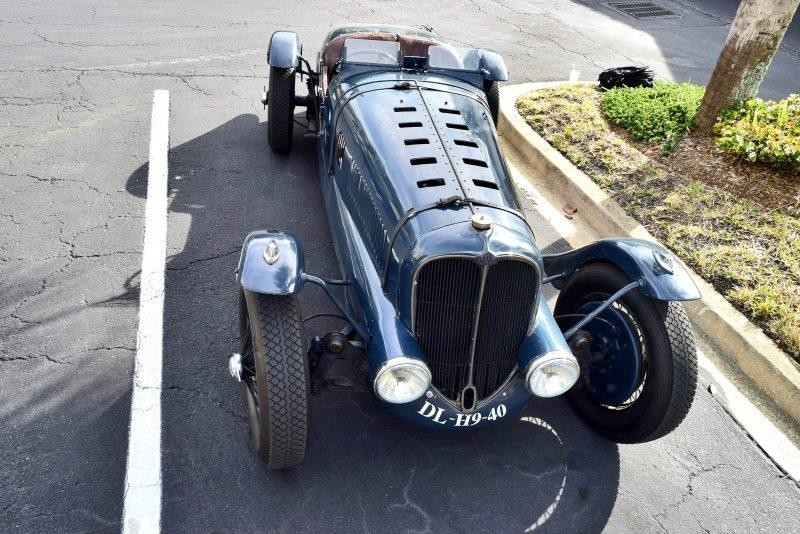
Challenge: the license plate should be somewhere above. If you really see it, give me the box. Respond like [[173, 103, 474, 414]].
[[417, 400, 508, 427]]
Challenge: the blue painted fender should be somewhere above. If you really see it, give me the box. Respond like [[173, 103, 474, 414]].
[[462, 49, 508, 81], [542, 238, 701, 301], [236, 230, 305, 295], [478, 49, 508, 81], [267, 31, 301, 69]]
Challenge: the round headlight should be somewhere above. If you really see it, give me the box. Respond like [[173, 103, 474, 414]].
[[374, 357, 432, 404], [525, 352, 580, 398]]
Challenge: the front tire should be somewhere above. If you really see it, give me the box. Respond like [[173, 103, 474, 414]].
[[554, 263, 697, 443], [267, 66, 295, 154], [484, 80, 499, 125], [239, 288, 309, 468]]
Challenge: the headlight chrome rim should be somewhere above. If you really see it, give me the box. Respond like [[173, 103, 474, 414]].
[[373, 356, 432, 404], [525, 351, 580, 398]]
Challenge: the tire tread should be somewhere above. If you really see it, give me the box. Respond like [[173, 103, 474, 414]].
[[484, 80, 499, 125], [646, 301, 697, 441], [267, 66, 295, 154], [248, 292, 308, 469]]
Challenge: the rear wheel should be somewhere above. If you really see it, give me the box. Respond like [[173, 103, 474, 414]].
[[484, 80, 499, 125], [554, 263, 697, 443], [267, 66, 295, 154], [239, 288, 309, 468]]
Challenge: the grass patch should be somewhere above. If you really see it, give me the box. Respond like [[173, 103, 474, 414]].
[[516, 84, 800, 360], [515, 85, 650, 189]]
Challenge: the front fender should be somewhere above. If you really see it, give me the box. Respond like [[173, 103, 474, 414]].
[[543, 238, 701, 301], [478, 49, 509, 81], [236, 230, 304, 295], [267, 31, 301, 69], [462, 49, 508, 81]]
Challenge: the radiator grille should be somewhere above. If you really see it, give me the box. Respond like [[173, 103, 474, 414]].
[[414, 257, 538, 404], [472, 260, 539, 399], [414, 258, 480, 400]]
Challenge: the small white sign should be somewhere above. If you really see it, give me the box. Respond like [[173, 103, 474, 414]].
[[569, 63, 580, 82]]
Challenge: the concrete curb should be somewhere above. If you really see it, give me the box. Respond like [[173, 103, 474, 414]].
[[498, 82, 800, 427]]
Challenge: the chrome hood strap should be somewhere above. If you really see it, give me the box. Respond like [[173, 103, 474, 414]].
[[380, 195, 534, 286]]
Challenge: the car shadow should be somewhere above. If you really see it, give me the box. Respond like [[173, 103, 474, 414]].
[[125, 114, 620, 533]]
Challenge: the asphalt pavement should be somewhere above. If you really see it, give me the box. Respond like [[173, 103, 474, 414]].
[[1, 1, 799, 532]]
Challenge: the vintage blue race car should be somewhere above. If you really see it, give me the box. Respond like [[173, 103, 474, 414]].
[[229, 25, 701, 469]]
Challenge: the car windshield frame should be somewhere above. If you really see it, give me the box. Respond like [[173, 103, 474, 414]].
[[339, 38, 485, 74]]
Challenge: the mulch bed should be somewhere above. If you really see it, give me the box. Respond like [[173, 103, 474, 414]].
[[636, 135, 800, 218]]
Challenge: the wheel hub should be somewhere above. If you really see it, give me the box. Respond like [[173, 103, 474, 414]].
[[572, 301, 642, 406]]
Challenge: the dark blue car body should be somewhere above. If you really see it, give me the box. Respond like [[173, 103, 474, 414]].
[[238, 25, 700, 432]]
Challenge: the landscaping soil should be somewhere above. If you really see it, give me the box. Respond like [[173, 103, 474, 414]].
[[636, 135, 800, 218]]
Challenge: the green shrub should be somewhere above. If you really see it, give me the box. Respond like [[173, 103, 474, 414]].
[[600, 81, 705, 153], [714, 95, 800, 170]]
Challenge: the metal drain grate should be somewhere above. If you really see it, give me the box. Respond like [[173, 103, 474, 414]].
[[607, 2, 677, 19]]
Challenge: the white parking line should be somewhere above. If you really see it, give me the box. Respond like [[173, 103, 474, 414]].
[[122, 90, 169, 534]]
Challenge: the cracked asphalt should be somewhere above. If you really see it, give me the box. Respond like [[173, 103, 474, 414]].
[[1, 0, 799, 532]]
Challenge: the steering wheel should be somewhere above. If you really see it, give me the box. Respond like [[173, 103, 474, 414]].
[[346, 48, 398, 64]]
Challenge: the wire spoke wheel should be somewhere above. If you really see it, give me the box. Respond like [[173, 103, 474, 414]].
[[555, 263, 698, 443], [601, 300, 648, 410], [240, 307, 259, 405]]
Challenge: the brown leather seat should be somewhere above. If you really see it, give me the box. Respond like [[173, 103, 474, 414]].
[[320, 32, 439, 90]]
